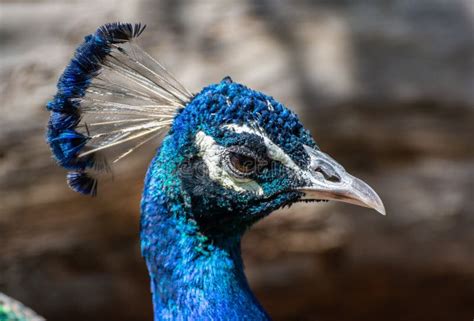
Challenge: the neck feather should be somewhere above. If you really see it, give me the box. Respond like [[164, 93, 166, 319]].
[[140, 153, 270, 321]]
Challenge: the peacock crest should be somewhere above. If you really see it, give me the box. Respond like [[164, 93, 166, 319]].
[[46, 23, 192, 195]]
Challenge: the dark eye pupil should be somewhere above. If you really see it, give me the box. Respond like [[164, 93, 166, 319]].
[[229, 152, 256, 174]]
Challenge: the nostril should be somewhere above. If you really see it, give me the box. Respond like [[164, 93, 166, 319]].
[[314, 167, 341, 183], [327, 174, 341, 183]]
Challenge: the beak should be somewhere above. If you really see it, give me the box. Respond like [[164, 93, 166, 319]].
[[297, 146, 386, 215]]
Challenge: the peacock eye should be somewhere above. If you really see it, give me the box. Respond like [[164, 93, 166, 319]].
[[228, 151, 257, 176]]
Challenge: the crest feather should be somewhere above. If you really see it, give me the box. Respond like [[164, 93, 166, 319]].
[[46, 22, 191, 195]]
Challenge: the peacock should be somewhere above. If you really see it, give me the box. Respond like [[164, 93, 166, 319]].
[[6, 22, 386, 321], [0, 293, 44, 321]]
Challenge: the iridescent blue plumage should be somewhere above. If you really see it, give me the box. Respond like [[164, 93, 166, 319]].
[[46, 23, 146, 194], [46, 22, 385, 321]]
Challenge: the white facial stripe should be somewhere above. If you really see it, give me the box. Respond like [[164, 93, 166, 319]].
[[195, 131, 264, 196], [223, 124, 301, 172]]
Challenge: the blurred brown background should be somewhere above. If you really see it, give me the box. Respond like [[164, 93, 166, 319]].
[[1, 1, 473, 320]]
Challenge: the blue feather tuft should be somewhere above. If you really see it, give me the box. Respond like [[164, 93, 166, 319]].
[[46, 22, 147, 194], [48, 129, 89, 165], [49, 111, 81, 130], [67, 171, 98, 196], [96, 22, 146, 43]]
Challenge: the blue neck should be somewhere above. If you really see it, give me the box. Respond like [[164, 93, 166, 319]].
[[140, 151, 270, 321]]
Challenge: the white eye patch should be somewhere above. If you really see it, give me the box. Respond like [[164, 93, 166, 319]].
[[194, 124, 310, 196], [195, 131, 264, 196], [223, 124, 300, 173]]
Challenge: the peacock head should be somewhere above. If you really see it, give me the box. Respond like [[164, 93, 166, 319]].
[[150, 76, 385, 233], [46, 23, 384, 237]]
